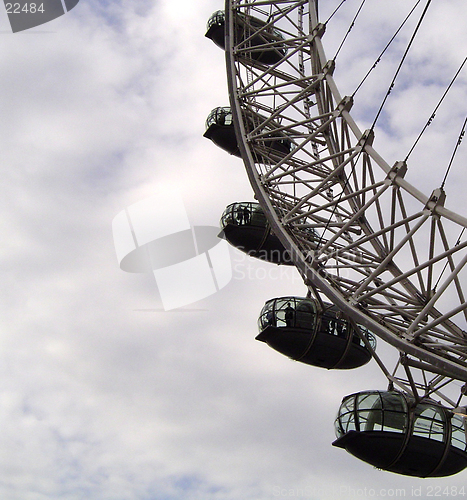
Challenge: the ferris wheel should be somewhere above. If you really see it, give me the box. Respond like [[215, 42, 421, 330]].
[[204, 0, 467, 477]]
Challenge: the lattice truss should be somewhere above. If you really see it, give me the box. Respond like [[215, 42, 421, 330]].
[[225, 0, 467, 400]]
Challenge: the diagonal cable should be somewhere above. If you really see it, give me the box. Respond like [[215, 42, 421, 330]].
[[441, 115, 467, 189], [369, 0, 432, 133], [333, 0, 367, 61], [352, 0, 422, 98], [313, 0, 432, 255], [405, 57, 467, 161]]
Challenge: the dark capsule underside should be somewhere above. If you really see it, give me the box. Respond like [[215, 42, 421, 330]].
[[222, 223, 293, 265], [203, 122, 241, 157], [256, 326, 372, 369], [333, 431, 467, 477], [256, 298, 375, 369], [221, 203, 293, 265]]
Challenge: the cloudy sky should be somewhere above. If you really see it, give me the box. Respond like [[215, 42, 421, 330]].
[[1, 0, 467, 499]]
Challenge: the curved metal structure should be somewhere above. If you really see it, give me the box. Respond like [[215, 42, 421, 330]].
[[222, 0, 467, 405]]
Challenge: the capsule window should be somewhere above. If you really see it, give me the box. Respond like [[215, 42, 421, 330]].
[[233, 204, 252, 225], [356, 325, 377, 350], [205, 107, 233, 130], [379, 392, 408, 433], [207, 10, 225, 31], [250, 206, 267, 227], [221, 205, 234, 227], [274, 298, 296, 327], [336, 395, 357, 436], [294, 300, 315, 329], [357, 392, 380, 410], [258, 300, 275, 330], [258, 297, 318, 330], [321, 313, 347, 338], [339, 410, 357, 434], [413, 405, 446, 442], [357, 392, 384, 432], [221, 202, 268, 229], [451, 414, 467, 451]]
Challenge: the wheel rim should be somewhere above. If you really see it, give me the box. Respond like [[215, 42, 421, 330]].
[[224, 0, 467, 392]]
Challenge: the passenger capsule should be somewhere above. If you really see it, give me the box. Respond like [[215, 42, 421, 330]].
[[203, 107, 241, 157], [256, 297, 376, 369], [220, 202, 294, 265], [333, 390, 467, 477], [205, 10, 287, 65], [203, 106, 293, 159]]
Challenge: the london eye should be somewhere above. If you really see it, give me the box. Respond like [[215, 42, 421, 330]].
[[205, 0, 467, 477]]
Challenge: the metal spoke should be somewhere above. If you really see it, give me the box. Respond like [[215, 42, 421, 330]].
[[225, 0, 467, 405]]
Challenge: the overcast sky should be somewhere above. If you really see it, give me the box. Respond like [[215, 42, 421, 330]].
[[1, 1, 467, 499]]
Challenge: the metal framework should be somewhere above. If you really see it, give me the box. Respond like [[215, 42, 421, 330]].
[[224, 0, 467, 407]]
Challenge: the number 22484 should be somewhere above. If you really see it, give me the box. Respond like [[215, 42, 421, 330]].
[[5, 3, 45, 14]]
